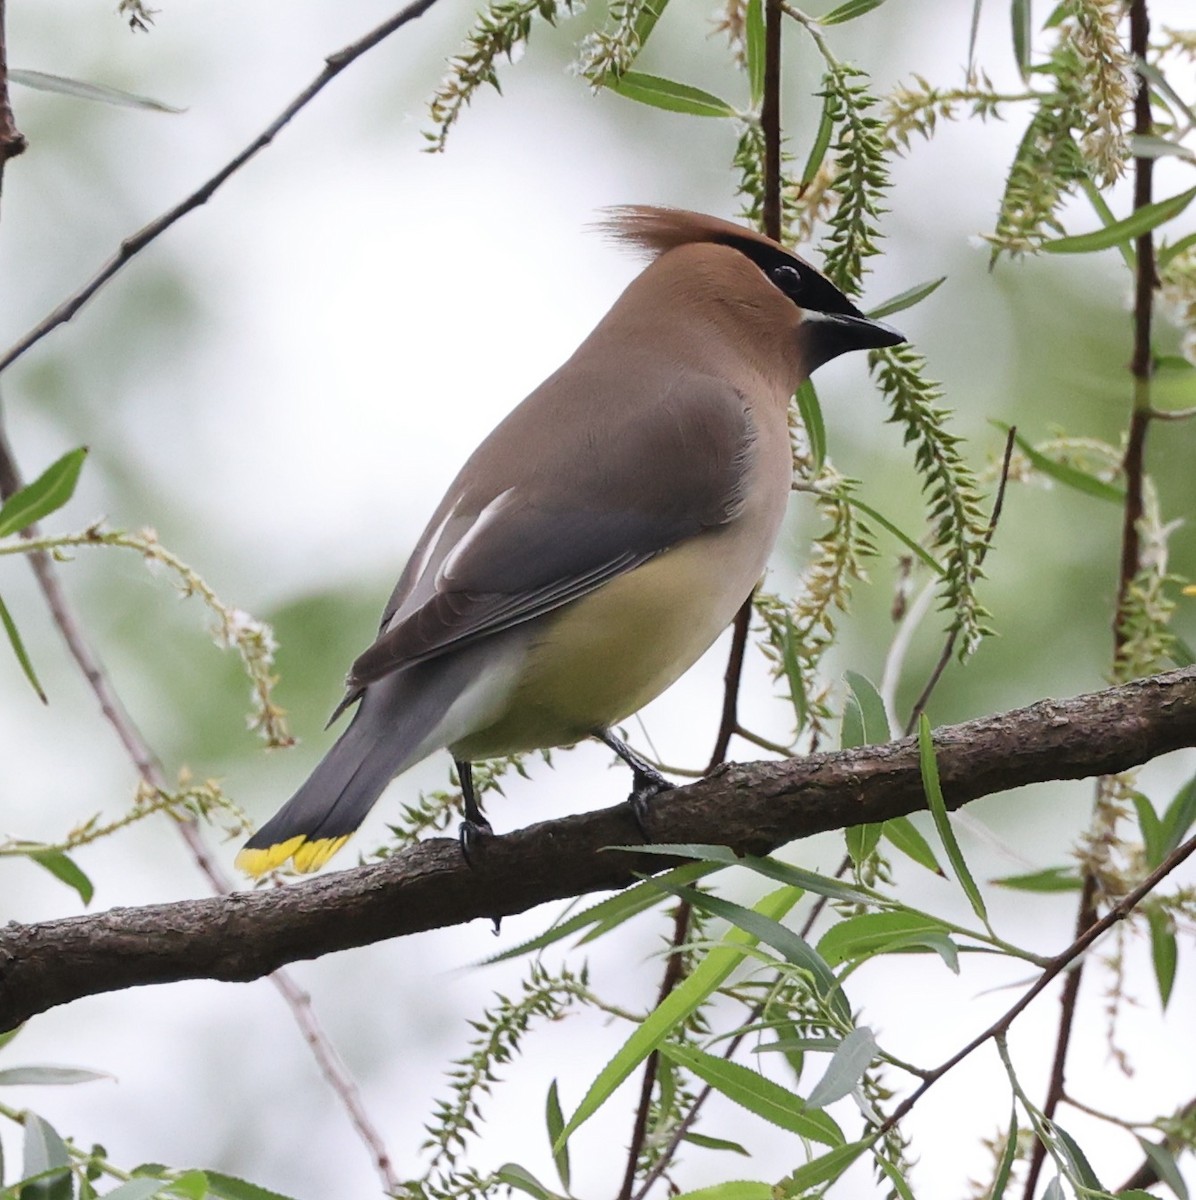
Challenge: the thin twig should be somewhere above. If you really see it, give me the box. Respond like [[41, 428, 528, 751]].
[[880, 828, 1196, 1135], [705, 601, 754, 772], [1024, 9, 1156, 1194], [0, 0, 441, 376], [0, 0, 28, 206]]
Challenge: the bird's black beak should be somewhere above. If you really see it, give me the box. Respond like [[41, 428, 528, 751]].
[[802, 311, 906, 372]]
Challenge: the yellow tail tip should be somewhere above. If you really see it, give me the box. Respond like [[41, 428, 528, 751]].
[[235, 834, 350, 878]]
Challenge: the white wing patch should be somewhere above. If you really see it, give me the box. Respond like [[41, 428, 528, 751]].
[[435, 487, 518, 587]]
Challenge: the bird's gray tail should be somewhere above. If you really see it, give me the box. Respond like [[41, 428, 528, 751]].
[[236, 659, 470, 876]]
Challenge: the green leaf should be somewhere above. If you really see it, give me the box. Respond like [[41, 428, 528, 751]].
[[794, 379, 826, 471], [545, 1080, 569, 1191], [776, 1139, 871, 1195], [806, 1027, 877, 1108], [0, 593, 47, 703], [555, 887, 800, 1151], [990, 1106, 1018, 1200], [1052, 1123, 1104, 1192], [28, 849, 95, 906], [660, 1044, 843, 1144], [745, 0, 765, 110], [967, 0, 985, 77], [681, 1131, 751, 1156], [1159, 774, 1196, 859], [800, 91, 835, 186], [495, 1164, 567, 1200], [1129, 134, 1196, 163], [202, 1173, 298, 1200], [0, 447, 89, 539], [866, 276, 946, 320], [1132, 792, 1165, 868], [653, 880, 849, 1022], [21, 1112, 72, 1200], [844, 822, 882, 866], [777, 608, 810, 731], [876, 1154, 916, 1200], [816, 911, 954, 967], [165, 1172, 208, 1200], [882, 815, 944, 874], [9, 69, 184, 113], [100, 1181, 174, 1200], [993, 423, 1124, 503], [843, 671, 890, 744], [0, 1066, 110, 1086], [819, 0, 887, 23], [1159, 230, 1196, 269], [1042, 185, 1196, 254], [1147, 909, 1177, 1009], [1011, 0, 1032, 82], [670, 1185, 772, 1200], [919, 715, 989, 927], [1134, 1139, 1189, 1200], [484, 861, 714, 961], [836, 496, 944, 574], [1170, 635, 1195, 668], [631, 0, 670, 58], [606, 72, 737, 118], [992, 866, 1082, 892]]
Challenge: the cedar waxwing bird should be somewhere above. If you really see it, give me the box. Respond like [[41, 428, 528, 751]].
[[236, 207, 905, 876]]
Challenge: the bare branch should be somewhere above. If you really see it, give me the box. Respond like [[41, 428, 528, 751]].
[[0, 0, 441, 375], [0, 667, 1192, 1031]]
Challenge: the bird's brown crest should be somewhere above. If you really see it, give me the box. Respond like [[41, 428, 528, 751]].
[[597, 206, 789, 261]]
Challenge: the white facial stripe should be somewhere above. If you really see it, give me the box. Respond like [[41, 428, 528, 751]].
[[435, 488, 517, 587]]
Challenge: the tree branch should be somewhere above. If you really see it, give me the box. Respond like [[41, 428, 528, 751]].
[[0, 667, 1192, 1032], [0, 0, 441, 376]]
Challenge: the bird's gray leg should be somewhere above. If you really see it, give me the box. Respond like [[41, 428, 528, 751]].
[[594, 728, 674, 835], [457, 759, 493, 863]]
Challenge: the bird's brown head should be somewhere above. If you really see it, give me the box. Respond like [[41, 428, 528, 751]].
[[600, 206, 906, 380]]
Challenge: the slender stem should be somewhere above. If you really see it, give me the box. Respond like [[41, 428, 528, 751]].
[[1024, 9, 1155, 1194], [0, 0, 28, 207], [705, 602, 753, 772], [0, 0, 441, 376], [761, 0, 783, 241]]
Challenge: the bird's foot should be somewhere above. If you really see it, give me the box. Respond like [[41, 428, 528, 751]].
[[628, 767, 674, 839], [458, 814, 494, 869]]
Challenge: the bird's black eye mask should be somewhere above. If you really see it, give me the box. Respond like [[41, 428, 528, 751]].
[[722, 238, 866, 320]]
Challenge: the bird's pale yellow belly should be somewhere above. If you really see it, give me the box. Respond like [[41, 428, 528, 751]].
[[449, 528, 759, 760]]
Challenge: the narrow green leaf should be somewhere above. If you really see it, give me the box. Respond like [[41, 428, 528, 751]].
[[778, 609, 810, 731], [484, 861, 714, 962], [967, 0, 985, 77], [882, 816, 944, 875], [1041, 1176, 1064, 1200], [841, 691, 864, 750], [876, 1154, 916, 1200], [661, 1044, 843, 1144], [1147, 909, 1177, 1009], [0, 594, 47, 703], [919, 715, 989, 926], [866, 276, 946, 320], [1011, 0, 1032, 82], [1130, 134, 1196, 163], [844, 822, 882, 866], [495, 1164, 567, 1200], [670, 1185, 772, 1200], [631, 0, 670, 57], [800, 91, 835, 186], [776, 1139, 871, 1195], [1132, 792, 1165, 867], [654, 880, 849, 1022], [1159, 775, 1196, 859], [545, 1080, 569, 1191], [1170, 635, 1195, 669], [0, 1066, 110, 1086], [819, 0, 887, 23], [1135, 1140, 1189, 1200], [745, 0, 765, 110], [0, 447, 88, 539], [992, 866, 1082, 893], [1159, 230, 1196, 269], [682, 1131, 751, 1155], [100, 1181, 174, 1200], [990, 1106, 1018, 1200], [1043, 185, 1196, 254], [201, 1172, 298, 1200], [0, 1026, 22, 1051], [21, 1112, 72, 1200], [806, 1027, 877, 1108], [9, 69, 184, 113], [606, 72, 737, 118], [1052, 1123, 1104, 1192], [992, 423, 1124, 503], [555, 887, 800, 1150], [795, 379, 826, 470], [843, 671, 890, 744], [28, 850, 95, 906], [836, 496, 944, 574], [817, 911, 953, 967], [166, 1172, 209, 1200]]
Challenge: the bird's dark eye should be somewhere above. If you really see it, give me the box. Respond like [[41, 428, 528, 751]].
[[769, 263, 804, 295]]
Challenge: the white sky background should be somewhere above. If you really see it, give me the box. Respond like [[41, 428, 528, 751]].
[[1, 1, 1195, 1198]]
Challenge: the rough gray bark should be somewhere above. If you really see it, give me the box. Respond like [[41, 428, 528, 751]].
[[1, 666, 1193, 1031]]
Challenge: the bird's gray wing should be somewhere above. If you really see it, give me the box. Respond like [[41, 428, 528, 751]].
[[344, 374, 756, 695]]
